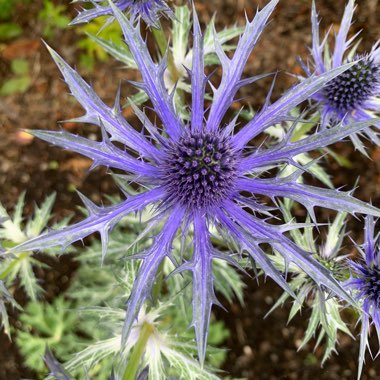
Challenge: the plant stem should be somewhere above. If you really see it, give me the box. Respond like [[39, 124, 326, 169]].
[[122, 321, 154, 380], [0, 249, 28, 280]]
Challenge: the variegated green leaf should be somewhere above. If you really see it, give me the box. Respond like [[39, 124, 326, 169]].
[[172, 5, 191, 65], [86, 33, 136, 67]]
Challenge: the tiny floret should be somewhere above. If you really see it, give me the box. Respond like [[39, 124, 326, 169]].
[[323, 58, 380, 114], [161, 131, 238, 210], [358, 264, 380, 307]]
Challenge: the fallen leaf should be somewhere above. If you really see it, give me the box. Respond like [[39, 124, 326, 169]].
[[2, 38, 40, 60], [62, 121, 78, 131], [370, 147, 380, 162]]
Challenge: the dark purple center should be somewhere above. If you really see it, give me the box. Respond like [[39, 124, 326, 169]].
[[363, 264, 380, 308], [162, 131, 238, 209], [323, 58, 379, 113]]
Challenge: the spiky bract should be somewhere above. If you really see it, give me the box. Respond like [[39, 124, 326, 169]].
[[160, 130, 238, 210]]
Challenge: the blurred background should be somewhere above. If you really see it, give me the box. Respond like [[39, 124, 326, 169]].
[[0, 0, 379, 379]]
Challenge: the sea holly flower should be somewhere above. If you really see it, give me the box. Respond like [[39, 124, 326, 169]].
[[7, 0, 380, 364], [71, 0, 173, 27], [345, 216, 380, 379], [268, 209, 352, 364], [306, 0, 380, 154]]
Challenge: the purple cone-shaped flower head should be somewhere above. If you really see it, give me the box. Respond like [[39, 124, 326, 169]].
[[306, 0, 380, 153], [9, 0, 380, 364], [345, 216, 380, 379], [71, 0, 173, 27]]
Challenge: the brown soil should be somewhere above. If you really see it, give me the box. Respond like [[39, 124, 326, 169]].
[[0, 0, 379, 379]]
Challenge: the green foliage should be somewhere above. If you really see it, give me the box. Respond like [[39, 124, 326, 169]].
[[213, 259, 245, 305], [0, 281, 21, 338], [16, 297, 79, 372], [76, 17, 125, 71], [10, 58, 28, 75], [0, 23, 22, 40], [324, 147, 353, 168], [0, 0, 31, 21], [206, 320, 230, 368], [0, 193, 71, 301], [241, 108, 335, 188], [37, 0, 70, 40], [268, 206, 352, 364], [0, 0, 31, 41], [0, 0, 16, 20], [0, 59, 31, 96], [84, 32, 135, 67], [0, 75, 31, 96]]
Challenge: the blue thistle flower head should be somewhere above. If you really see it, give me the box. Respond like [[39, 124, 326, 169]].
[[306, 0, 380, 153], [160, 129, 239, 210], [345, 216, 380, 379], [9, 0, 380, 364], [323, 56, 380, 114], [71, 0, 173, 27]]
